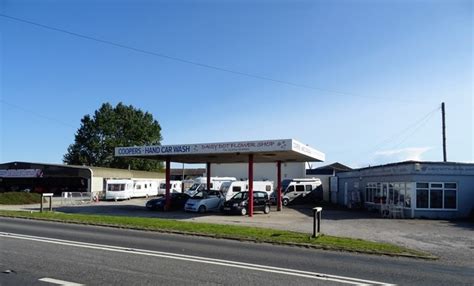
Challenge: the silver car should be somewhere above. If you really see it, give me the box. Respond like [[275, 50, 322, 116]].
[[184, 190, 224, 213]]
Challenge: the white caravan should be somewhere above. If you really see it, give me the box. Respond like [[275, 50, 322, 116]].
[[133, 179, 159, 198], [220, 180, 274, 201], [106, 179, 160, 200], [279, 178, 322, 206], [158, 180, 182, 195], [185, 176, 236, 197], [105, 179, 134, 200]]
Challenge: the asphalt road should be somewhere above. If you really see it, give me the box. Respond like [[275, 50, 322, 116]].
[[0, 218, 472, 286]]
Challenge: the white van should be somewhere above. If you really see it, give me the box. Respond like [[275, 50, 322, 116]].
[[220, 180, 274, 201], [158, 180, 182, 195], [185, 176, 236, 197], [279, 178, 322, 206]]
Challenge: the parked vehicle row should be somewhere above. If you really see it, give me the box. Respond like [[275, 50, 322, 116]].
[[146, 190, 272, 216]]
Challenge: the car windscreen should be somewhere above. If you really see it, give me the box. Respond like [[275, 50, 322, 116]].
[[220, 184, 230, 193], [192, 191, 208, 199], [281, 179, 291, 191], [188, 183, 200, 191], [232, 192, 248, 200]]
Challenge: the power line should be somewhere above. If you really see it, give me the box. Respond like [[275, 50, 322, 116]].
[[369, 105, 441, 153], [386, 107, 439, 150], [0, 99, 77, 128], [0, 13, 415, 102]]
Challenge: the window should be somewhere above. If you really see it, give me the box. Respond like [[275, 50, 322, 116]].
[[416, 189, 429, 208], [266, 185, 272, 192], [232, 186, 241, 193], [444, 190, 457, 209], [444, 183, 457, 209], [286, 186, 295, 193], [416, 182, 457, 209], [305, 185, 312, 192], [295, 185, 305, 192], [404, 183, 411, 208], [365, 183, 377, 203]]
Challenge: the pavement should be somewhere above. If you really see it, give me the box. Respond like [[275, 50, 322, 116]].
[[1, 197, 473, 267], [1, 217, 473, 286]]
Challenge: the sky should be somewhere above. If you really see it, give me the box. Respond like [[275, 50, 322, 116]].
[[0, 0, 472, 169]]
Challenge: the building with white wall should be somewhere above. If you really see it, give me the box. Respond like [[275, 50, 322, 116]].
[[211, 162, 306, 184], [334, 161, 474, 219]]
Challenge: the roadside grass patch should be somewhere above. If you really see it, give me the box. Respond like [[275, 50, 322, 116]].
[[0, 192, 42, 205], [0, 210, 432, 258]]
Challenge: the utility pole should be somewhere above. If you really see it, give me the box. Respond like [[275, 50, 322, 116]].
[[441, 102, 447, 162]]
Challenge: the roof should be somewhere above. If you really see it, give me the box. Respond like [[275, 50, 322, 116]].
[[0, 161, 164, 179], [115, 139, 325, 163], [343, 160, 474, 172], [306, 162, 352, 175]]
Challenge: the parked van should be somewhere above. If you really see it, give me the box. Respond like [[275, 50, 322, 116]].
[[158, 180, 182, 195], [185, 176, 236, 197], [277, 178, 322, 206], [219, 180, 274, 201]]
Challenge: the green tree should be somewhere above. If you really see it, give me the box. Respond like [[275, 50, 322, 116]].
[[63, 102, 163, 171]]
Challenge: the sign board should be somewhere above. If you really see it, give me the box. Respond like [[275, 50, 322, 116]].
[[115, 139, 325, 161], [0, 169, 43, 178]]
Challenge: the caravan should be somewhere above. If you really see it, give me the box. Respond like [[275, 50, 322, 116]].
[[220, 180, 274, 201], [185, 176, 236, 197], [158, 180, 182, 195], [105, 179, 134, 200], [106, 179, 160, 200]]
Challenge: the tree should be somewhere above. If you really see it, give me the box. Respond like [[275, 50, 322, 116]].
[[64, 102, 163, 171]]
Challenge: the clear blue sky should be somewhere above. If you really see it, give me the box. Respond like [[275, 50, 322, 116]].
[[0, 0, 472, 168]]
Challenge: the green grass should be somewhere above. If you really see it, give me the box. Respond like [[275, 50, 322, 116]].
[[0, 192, 42, 205], [0, 210, 434, 258]]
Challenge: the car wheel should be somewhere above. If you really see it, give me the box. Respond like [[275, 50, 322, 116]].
[[198, 205, 206, 213], [264, 205, 270, 214], [282, 198, 289, 206], [240, 207, 247, 216]]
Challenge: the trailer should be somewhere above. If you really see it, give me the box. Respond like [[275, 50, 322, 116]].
[[158, 180, 182, 195], [105, 178, 161, 200]]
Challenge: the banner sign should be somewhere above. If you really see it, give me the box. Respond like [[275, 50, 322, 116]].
[[115, 139, 325, 161], [0, 169, 43, 178]]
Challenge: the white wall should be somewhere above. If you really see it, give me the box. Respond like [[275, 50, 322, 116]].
[[211, 162, 305, 183]]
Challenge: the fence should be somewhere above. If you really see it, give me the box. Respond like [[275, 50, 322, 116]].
[[61, 192, 95, 205]]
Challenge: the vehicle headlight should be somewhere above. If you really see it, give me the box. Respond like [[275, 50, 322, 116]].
[[240, 201, 247, 206], [232, 203, 238, 207]]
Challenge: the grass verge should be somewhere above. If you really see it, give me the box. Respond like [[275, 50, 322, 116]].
[[0, 210, 435, 259], [0, 192, 42, 205]]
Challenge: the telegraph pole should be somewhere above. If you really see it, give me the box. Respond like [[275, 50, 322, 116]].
[[441, 102, 447, 162]]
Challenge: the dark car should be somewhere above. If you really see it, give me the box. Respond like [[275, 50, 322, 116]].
[[146, 193, 190, 211], [221, 191, 270, 216]]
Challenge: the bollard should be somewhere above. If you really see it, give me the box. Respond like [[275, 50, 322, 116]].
[[312, 207, 322, 238]]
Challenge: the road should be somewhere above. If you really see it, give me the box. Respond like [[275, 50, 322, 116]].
[[0, 217, 472, 285]]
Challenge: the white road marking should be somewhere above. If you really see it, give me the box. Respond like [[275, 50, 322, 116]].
[[38, 277, 84, 285], [1, 232, 395, 286]]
